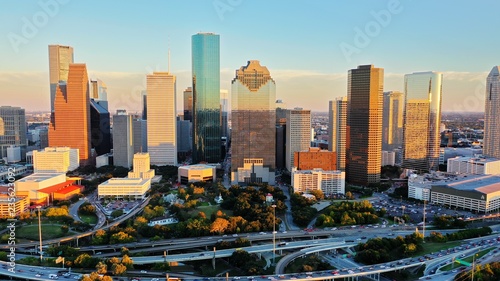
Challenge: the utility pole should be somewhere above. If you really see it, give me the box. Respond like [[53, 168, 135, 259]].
[[423, 200, 426, 242]]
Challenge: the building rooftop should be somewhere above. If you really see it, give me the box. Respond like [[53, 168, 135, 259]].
[[448, 156, 500, 164], [179, 164, 215, 170], [445, 175, 500, 192], [100, 177, 150, 186], [16, 173, 66, 182]]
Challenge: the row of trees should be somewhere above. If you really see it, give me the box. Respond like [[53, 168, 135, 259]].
[[355, 232, 424, 264], [433, 215, 467, 229], [427, 227, 492, 243], [290, 193, 317, 227]]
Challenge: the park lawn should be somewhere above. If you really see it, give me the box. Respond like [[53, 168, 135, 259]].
[[16, 224, 76, 240], [411, 241, 462, 257], [195, 205, 233, 219], [79, 214, 98, 225]]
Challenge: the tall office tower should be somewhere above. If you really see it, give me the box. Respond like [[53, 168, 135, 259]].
[[147, 72, 177, 166], [286, 108, 311, 172], [49, 64, 91, 166], [90, 99, 111, 156], [276, 100, 287, 170], [484, 66, 500, 158], [192, 32, 221, 163], [221, 89, 229, 139], [402, 71, 443, 172], [133, 118, 147, 153], [328, 97, 347, 171], [347, 65, 384, 186], [183, 87, 193, 122], [231, 60, 276, 184], [177, 119, 192, 154], [90, 79, 109, 110], [113, 110, 134, 168], [0, 106, 27, 160], [142, 91, 147, 120], [49, 45, 74, 112], [382, 91, 404, 151]]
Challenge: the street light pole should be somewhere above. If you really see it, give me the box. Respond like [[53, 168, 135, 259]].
[[37, 206, 43, 263], [423, 200, 426, 242], [471, 253, 477, 281], [272, 204, 276, 265]]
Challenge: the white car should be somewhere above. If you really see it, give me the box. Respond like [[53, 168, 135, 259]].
[[140, 270, 147, 273]]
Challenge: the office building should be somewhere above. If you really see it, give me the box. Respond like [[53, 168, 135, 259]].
[[178, 164, 216, 184], [221, 89, 229, 139], [33, 147, 79, 173], [0, 106, 27, 161], [113, 110, 134, 168], [381, 151, 396, 166], [328, 97, 347, 171], [231, 60, 276, 184], [90, 79, 108, 110], [128, 153, 155, 179], [294, 147, 337, 171], [447, 156, 500, 175], [192, 33, 221, 163], [49, 45, 74, 112], [147, 71, 177, 166], [382, 91, 404, 151], [90, 99, 111, 156], [49, 64, 91, 166], [142, 91, 147, 120], [402, 71, 443, 172], [6, 146, 21, 163], [484, 66, 500, 158], [177, 119, 192, 153], [97, 178, 151, 200], [286, 108, 311, 172], [347, 65, 384, 185], [183, 87, 193, 122], [292, 169, 345, 197], [133, 118, 147, 154]]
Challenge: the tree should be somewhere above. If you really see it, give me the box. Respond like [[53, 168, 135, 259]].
[[345, 191, 354, 200], [110, 231, 135, 244], [309, 189, 324, 200], [111, 263, 127, 275], [111, 209, 123, 218], [121, 255, 133, 269], [60, 225, 69, 234], [95, 261, 107, 274], [74, 253, 97, 268], [210, 217, 229, 234]]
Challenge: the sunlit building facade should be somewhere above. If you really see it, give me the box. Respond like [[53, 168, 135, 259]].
[[328, 97, 347, 171], [484, 66, 500, 158], [402, 71, 443, 172], [192, 33, 221, 163], [49, 45, 74, 112], [286, 108, 311, 172], [347, 65, 384, 186], [382, 91, 404, 151], [231, 60, 276, 185]]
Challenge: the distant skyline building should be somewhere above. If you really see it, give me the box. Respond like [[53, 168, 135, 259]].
[[347, 65, 384, 186], [112, 110, 134, 168], [142, 91, 147, 120], [147, 71, 177, 166], [49, 45, 74, 112], [192, 32, 221, 163], [0, 106, 27, 160], [183, 87, 193, 122], [382, 91, 404, 151], [286, 108, 311, 172], [90, 79, 108, 110], [221, 89, 229, 139], [402, 71, 443, 172], [132, 118, 147, 154], [49, 63, 91, 166], [231, 60, 276, 185], [328, 97, 347, 171], [177, 119, 192, 154], [484, 66, 500, 158]]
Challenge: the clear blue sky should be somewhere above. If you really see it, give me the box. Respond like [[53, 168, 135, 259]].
[[1, 0, 499, 112]]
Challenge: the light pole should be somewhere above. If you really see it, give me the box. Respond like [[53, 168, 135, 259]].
[[37, 206, 43, 263], [471, 253, 478, 281], [423, 200, 426, 242], [272, 204, 276, 265]]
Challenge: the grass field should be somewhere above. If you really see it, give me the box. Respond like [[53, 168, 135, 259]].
[[16, 224, 76, 240], [411, 241, 463, 257], [79, 214, 98, 224]]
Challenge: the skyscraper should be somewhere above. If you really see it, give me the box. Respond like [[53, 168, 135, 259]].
[[220, 89, 229, 139], [231, 60, 276, 185], [382, 91, 404, 151], [402, 71, 442, 172], [49, 45, 74, 112], [329, 97, 347, 171], [113, 110, 133, 168], [347, 65, 384, 186], [90, 99, 111, 156], [183, 87, 193, 122], [147, 72, 177, 166], [484, 66, 500, 158], [286, 108, 311, 172], [49, 64, 91, 166], [0, 106, 27, 160], [192, 33, 221, 163], [133, 118, 147, 154]]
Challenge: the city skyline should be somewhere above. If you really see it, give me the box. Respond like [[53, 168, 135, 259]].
[[1, 1, 498, 113]]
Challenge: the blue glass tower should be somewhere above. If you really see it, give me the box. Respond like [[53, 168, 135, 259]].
[[192, 33, 221, 163]]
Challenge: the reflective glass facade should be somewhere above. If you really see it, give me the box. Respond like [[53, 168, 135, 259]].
[[382, 91, 404, 151], [49, 45, 74, 112], [402, 71, 442, 172], [192, 33, 221, 163]]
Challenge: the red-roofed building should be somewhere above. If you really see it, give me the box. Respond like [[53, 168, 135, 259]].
[[38, 179, 84, 201]]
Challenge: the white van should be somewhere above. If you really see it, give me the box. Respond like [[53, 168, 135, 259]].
[[49, 274, 59, 279]]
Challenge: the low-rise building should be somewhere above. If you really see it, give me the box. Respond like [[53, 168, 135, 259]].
[[382, 151, 396, 166], [15, 173, 67, 204], [231, 158, 275, 185], [98, 178, 151, 200], [447, 156, 500, 175], [178, 164, 216, 184], [33, 147, 79, 173], [292, 168, 345, 196], [0, 194, 29, 218]]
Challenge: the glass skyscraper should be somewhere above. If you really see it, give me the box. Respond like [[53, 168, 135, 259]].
[[484, 66, 500, 158], [49, 45, 74, 112], [382, 91, 404, 151], [192, 33, 221, 163], [402, 71, 442, 172]]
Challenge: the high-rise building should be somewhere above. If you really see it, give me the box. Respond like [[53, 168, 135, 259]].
[[484, 66, 500, 158], [177, 119, 192, 154], [328, 97, 347, 171], [133, 118, 147, 153], [183, 87, 193, 122], [286, 108, 311, 172], [231, 60, 276, 185], [49, 64, 91, 166], [90, 79, 109, 110], [0, 106, 27, 160], [112, 110, 134, 168], [90, 99, 111, 156], [147, 72, 177, 166], [347, 65, 384, 186], [128, 153, 155, 179], [192, 33, 221, 163], [382, 91, 404, 151], [402, 71, 443, 172], [221, 89, 229, 139], [33, 147, 79, 173], [49, 45, 74, 112], [142, 91, 147, 120]]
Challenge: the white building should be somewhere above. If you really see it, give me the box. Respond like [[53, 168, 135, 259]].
[[147, 72, 177, 166], [292, 169, 345, 196], [128, 153, 155, 179], [382, 151, 396, 166], [328, 97, 347, 171], [178, 164, 216, 184], [408, 174, 431, 201], [97, 178, 151, 200], [286, 108, 311, 172], [232, 158, 274, 185], [33, 147, 79, 173], [447, 156, 500, 175], [15, 172, 66, 202], [6, 146, 21, 163]]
